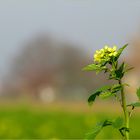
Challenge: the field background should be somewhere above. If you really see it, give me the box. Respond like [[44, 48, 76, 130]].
[[0, 1, 140, 139], [0, 101, 139, 139]]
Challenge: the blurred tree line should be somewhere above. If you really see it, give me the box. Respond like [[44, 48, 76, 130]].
[[1, 35, 109, 102]]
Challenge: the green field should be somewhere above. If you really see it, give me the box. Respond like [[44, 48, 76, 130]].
[[0, 104, 139, 139]]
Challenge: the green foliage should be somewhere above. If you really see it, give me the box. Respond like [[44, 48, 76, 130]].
[[136, 88, 140, 100], [111, 84, 122, 93], [88, 84, 122, 103], [88, 85, 111, 105], [82, 64, 106, 72], [114, 44, 128, 61], [83, 44, 140, 140], [128, 88, 140, 107], [82, 64, 100, 71], [127, 88, 140, 108], [86, 117, 124, 139], [112, 117, 124, 129], [116, 62, 125, 79], [88, 91, 101, 105], [85, 122, 103, 139], [99, 91, 112, 99], [82, 64, 107, 74], [128, 102, 140, 107], [124, 67, 134, 73], [109, 62, 125, 80], [119, 127, 130, 137], [85, 120, 112, 139]]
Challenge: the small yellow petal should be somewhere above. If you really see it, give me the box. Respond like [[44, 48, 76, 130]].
[[113, 45, 117, 51], [100, 49, 104, 52], [94, 54, 97, 57], [100, 53, 104, 57], [96, 50, 99, 53], [104, 45, 109, 50], [109, 53, 113, 56], [113, 52, 118, 56], [108, 48, 112, 52]]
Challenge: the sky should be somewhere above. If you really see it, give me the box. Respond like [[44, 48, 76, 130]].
[[0, 0, 140, 79]]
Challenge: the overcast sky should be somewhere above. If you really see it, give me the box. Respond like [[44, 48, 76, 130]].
[[0, 0, 140, 79]]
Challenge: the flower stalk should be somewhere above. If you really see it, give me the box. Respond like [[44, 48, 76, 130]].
[[83, 44, 140, 139], [119, 80, 129, 140]]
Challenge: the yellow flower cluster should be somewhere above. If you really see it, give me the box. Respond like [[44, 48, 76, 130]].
[[94, 45, 118, 63]]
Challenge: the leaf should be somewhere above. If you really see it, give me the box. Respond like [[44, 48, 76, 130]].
[[97, 85, 111, 91], [115, 44, 128, 61], [85, 120, 112, 139], [88, 84, 122, 103], [136, 87, 140, 100], [123, 83, 130, 87], [112, 117, 123, 129], [99, 91, 112, 99], [132, 102, 140, 107], [99, 84, 122, 99], [111, 84, 122, 93], [109, 62, 125, 80], [85, 122, 103, 139], [128, 102, 140, 107], [88, 85, 111, 105], [115, 62, 125, 79], [82, 64, 100, 71], [82, 64, 107, 74], [88, 91, 101, 105], [119, 62, 125, 72], [125, 67, 134, 73], [119, 127, 130, 137], [102, 120, 113, 126]]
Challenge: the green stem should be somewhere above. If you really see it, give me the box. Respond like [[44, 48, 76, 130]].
[[119, 80, 129, 140]]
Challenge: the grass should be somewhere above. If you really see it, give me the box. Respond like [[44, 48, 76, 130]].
[[0, 102, 139, 139]]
